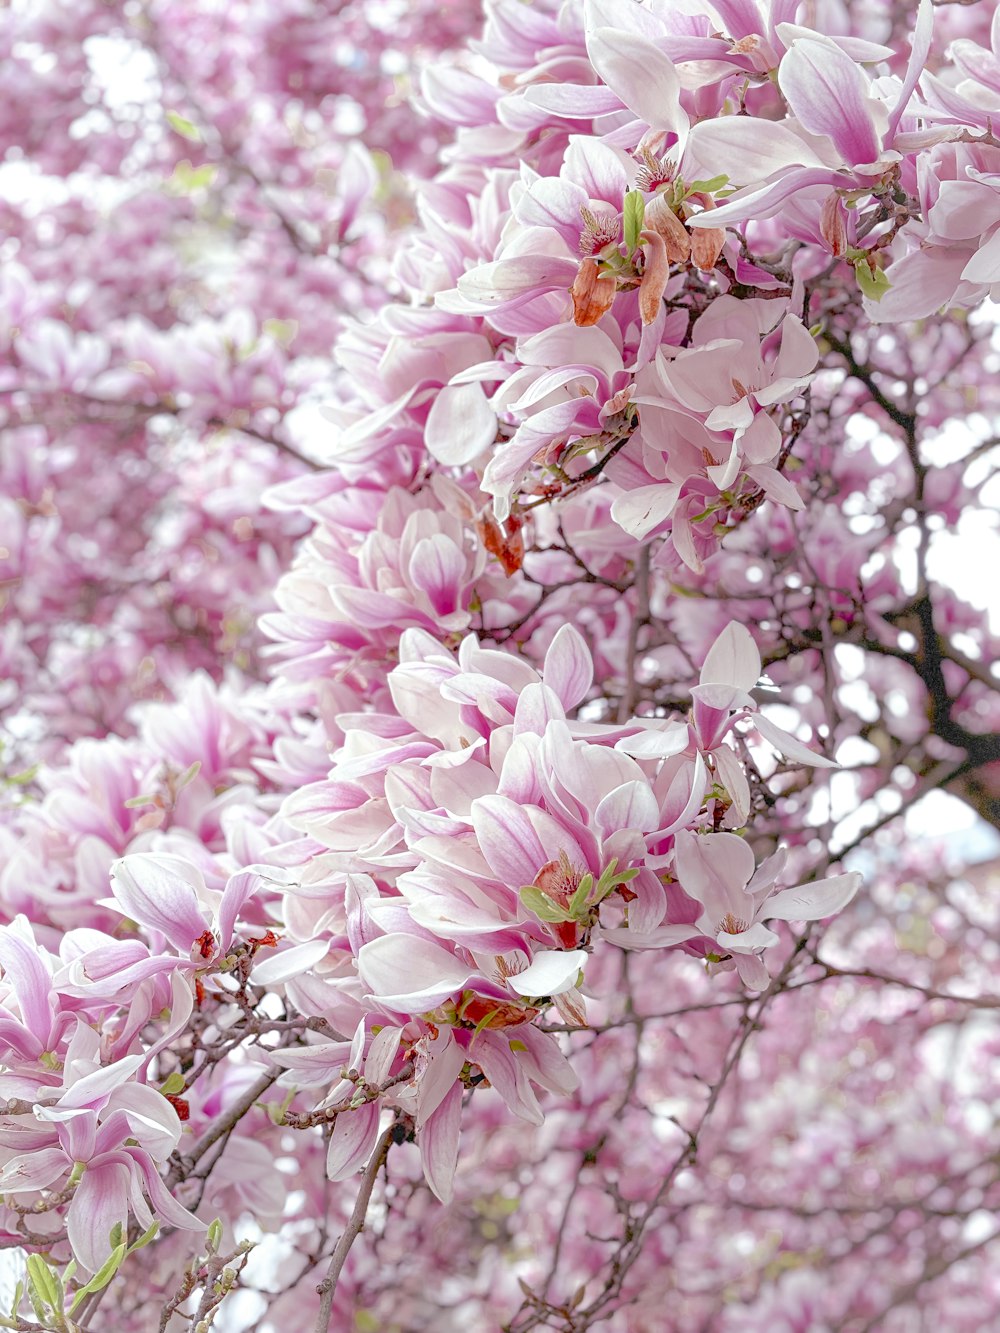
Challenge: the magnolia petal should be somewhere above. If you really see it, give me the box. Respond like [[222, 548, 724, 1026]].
[[610, 483, 682, 540], [658, 751, 710, 837], [57, 1052, 145, 1111], [472, 1031, 542, 1125], [712, 743, 751, 828], [745, 464, 804, 510], [615, 720, 690, 761], [456, 255, 579, 309], [594, 781, 660, 838], [601, 922, 701, 950], [251, 938, 330, 986], [543, 624, 594, 712], [734, 951, 772, 991], [419, 1080, 463, 1203], [700, 621, 762, 692], [0, 1147, 68, 1194], [961, 226, 1000, 285], [778, 39, 882, 168], [326, 1103, 381, 1182], [887, 0, 934, 138], [674, 829, 756, 924], [66, 1162, 129, 1275], [471, 794, 587, 889], [684, 115, 822, 187], [764, 872, 862, 922], [754, 713, 837, 767], [109, 854, 209, 954], [519, 82, 624, 118], [717, 922, 780, 954], [0, 920, 53, 1044], [507, 949, 588, 998], [425, 381, 497, 466], [587, 27, 683, 134], [364, 1026, 403, 1087], [689, 167, 847, 228], [358, 934, 474, 1011], [129, 1148, 205, 1231], [217, 869, 262, 953]]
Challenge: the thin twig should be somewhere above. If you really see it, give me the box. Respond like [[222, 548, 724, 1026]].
[[313, 1125, 394, 1333]]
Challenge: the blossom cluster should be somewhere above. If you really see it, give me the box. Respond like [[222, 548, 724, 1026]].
[[1, 0, 998, 1327]]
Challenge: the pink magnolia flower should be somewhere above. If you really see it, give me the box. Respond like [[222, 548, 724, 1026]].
[[868, 143, 1000, 322], [642, 296, 816, 486], [692, 0, 937, 231], [616, 621, 837, 832], [669, 830, 861, 990], [107, 853, 275, 969], [0, 1019, 203, 1274]]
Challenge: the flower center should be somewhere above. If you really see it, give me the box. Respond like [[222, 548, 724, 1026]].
[[533, 850, 587, 906], [634, 147, 677, 192], [579, 206, 622, 257], [719, 912, 750, 935]]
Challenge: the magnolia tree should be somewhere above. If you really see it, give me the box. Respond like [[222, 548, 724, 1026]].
[[2, 0, 1000, 1330]]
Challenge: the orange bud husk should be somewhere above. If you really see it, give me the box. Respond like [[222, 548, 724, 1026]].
[[459, 992, 539, 1030], [478, 509, 525, 577], [553, 986, 588, 1028], [644, 193, 691, 263], [691, 225, 726, 271], [638, 229, 670, 325], [571, 258, 617, 326], [821, 192, 847, 257]]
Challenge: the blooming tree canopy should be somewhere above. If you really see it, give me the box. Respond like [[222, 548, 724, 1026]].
[[1, 1, 999, 1330]]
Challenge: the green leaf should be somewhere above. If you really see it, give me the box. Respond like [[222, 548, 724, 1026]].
[[67, 1244, 126, 1313], [508, 1039, 527, 1053], [166, 110, 202, 142], [26, 1255, 59, 1313], [567, 873, 595, 917], [853, 256, 891, 302], [470, 1006, 505, 1042], [168, 160, 217, 193], [262, 318, 299, 348], [684, 173, 729, 196], [159, 1071, 186, 1096], [519, 886, 574, 924], [124, 792, 156, 809], [205, 1219, 224, 1256], [126, 1222, 160, 1256], [622, 189, 645, 253]]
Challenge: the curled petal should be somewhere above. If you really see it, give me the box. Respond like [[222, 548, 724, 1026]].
[[764, 872, 862, 922], [507, 949, 588, 998]]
